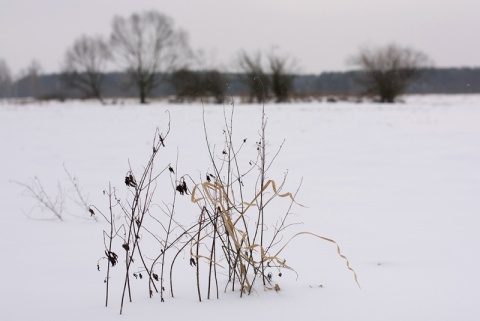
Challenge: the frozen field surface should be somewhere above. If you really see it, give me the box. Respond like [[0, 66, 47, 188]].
[[1, 95, 480, 320]]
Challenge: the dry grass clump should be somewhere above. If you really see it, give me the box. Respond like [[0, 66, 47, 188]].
[[94, 105, 358, 314]]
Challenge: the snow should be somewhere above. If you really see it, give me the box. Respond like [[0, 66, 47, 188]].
[[1, 95, 480, 320]]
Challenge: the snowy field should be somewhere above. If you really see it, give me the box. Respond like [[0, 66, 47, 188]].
[[1, 95, 480, 320]]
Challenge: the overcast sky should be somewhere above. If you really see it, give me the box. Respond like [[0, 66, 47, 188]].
[[1, 0, 479, 75]]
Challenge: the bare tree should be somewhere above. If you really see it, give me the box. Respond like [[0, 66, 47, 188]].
[[0, 58, 12, 99], [21, 60, 43, 99], [237, 51, 269, 103], [192, 49, 227, 103], [349, 44, 432, 102], [203, 69, 226, 104], [62, 35, 111, 103], [170, 68, 203, 101], [268, 52, 296, 103], [170, 68, 226, 103], [110, 10, 190, 104]]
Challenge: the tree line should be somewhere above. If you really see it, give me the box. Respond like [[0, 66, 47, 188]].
[[4, 9, 477, 104], [60, 10, 299, 104], [6, 67, 480, 101]]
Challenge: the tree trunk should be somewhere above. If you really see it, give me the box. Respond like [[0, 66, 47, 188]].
[[140, 85, 147, 104]]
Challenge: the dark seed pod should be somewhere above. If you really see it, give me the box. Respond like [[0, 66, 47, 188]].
[[153, 273, 159, 281], [190, 258, 196, 266], [129, 174, 137, 187], [182, 181, 188, 195], [122, 243, 130, 251], [105, 251, 118, 267], [176, 184, 185, 195], [125, 174, 137, 187]]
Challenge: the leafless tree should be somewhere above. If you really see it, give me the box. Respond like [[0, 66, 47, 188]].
[[349, 44, 432, 102], [192, 49, 227, 103], [62, 35, 111, 103], [0, 58, 12, 99], [170, 68, 203, 101], [237, 50, 269, 103], [203, 70, 226, 104], [110, 10, 191, 104], [268, 52, 296, 103], [170, 68, 226, 104], [20, 60, 43, 99]]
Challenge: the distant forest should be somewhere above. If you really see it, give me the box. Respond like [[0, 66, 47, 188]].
[[7, 67, 480, 101]]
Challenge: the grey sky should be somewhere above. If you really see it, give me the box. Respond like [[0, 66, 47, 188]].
[[1, 0, 479, 75]]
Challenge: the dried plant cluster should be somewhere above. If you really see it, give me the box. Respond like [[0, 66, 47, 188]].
[[12, 165, 95, 221], [93, 107, 358, 314]]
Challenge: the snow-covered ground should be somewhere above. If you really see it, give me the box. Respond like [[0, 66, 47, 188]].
[[1, 95, 479, 320]]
